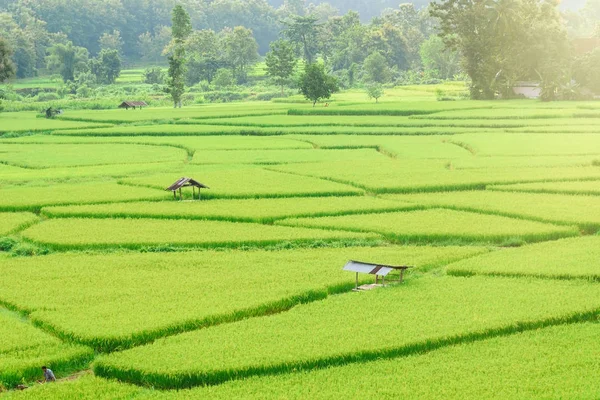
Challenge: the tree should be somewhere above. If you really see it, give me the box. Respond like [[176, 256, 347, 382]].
[[573, 48, 600, 94], [185, 29, 225, 85], [419, 35, 460, 80], [298, 62, 338, 106], [167, 5, 191, 108], [366, 83, 384, 103], [90, 49, 121, 84], [171, 5, 192, 42], [283, 15, 321, 63], [144, 66, 166, 84], [223, 26, 259, 83], [362, 52, 391, 83], [213, 68, 235, 88], [99, 30, 123, 54], [265, 39, 297, 94], [0, 36, 16, 83], [46, 42, 89, 82]]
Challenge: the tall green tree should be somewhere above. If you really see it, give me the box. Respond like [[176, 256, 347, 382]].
[[362, 52, 391, 84], [0, 36, 15, 83], [90, 48, 121, 84], [223, 26, 259, 84], [283, 14, 321, 63], [419, 35, 460, 80], [185, 29, 224, 85], [46, 42, 89, 82], [431, 0, 569, 99], [574, 48, 600, 94], [99, 30, 123, 54], [298, 62, 338, 106], [265, 39, 297, 94], [167, 5, 191, 108]]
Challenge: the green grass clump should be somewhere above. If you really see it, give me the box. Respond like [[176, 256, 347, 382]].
[[41, 197, 415, 223], [0, 310, 93, 388], [94, 275, 600, 388], [0, 212, 39, 235], [0, 144, 186, 168], [387, 190, 600, 232], [192, 148, 387, 165], [0, 246, 485, 351], [489, 180, 600, 196], [277, 208, 578, 244], [447, 236, 600, 280], [21, 218, 379, 250], [0, 182, 169, 211]]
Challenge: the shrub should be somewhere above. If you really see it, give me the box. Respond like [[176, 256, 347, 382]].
[[0, 237, 17, 252], [35, 92, 60, 102]]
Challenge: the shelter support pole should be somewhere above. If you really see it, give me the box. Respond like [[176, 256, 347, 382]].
[[179, 188, 182, 200], [400, 269, 405, 283], [173, 191, 176, 200], [355, 272, 358, 290], [192, 186, 195, 200]]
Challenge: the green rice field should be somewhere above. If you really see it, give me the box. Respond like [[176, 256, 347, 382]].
[[1, 88, 600, 397]]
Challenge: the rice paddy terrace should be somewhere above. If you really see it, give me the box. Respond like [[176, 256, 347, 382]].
[[1, 86, 600, 398]]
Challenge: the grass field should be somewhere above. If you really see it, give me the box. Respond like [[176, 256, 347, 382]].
[[94, 275, 600, 388], [0, 182, 169, 211], [41, 196, 414, 223], [447, 236, 600, 280], [7, 322, 600, 399], [0, 246, 484, 351], [0, 112, 111, 134], [386, 190, 600, 232], [0, 310, 93, 388], [277, 208, 579, 244], [1, 85, 600, 396], [0, 212, 39, 235], [489, 180, 600, 195], [20, 218, 380, 250]]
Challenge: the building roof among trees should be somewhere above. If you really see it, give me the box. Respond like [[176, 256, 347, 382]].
[[119, 101, 148, 108]]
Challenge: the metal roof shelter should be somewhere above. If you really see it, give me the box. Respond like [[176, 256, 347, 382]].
[[343, 260, 413, 291], [166, 177, 209, 200], [118, 101, 148, 110]]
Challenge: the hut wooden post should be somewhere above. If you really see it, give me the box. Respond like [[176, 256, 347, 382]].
[[165, 178, 210, 201]]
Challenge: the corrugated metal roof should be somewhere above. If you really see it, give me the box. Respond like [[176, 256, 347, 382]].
[[343, 260, 411, 277], [166, 177, 210, 191]]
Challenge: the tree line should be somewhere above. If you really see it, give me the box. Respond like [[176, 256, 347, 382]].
[[1, 0, 599, 102]]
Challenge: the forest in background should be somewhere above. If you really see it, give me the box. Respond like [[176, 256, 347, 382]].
[[0, 0, 599, 106]]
